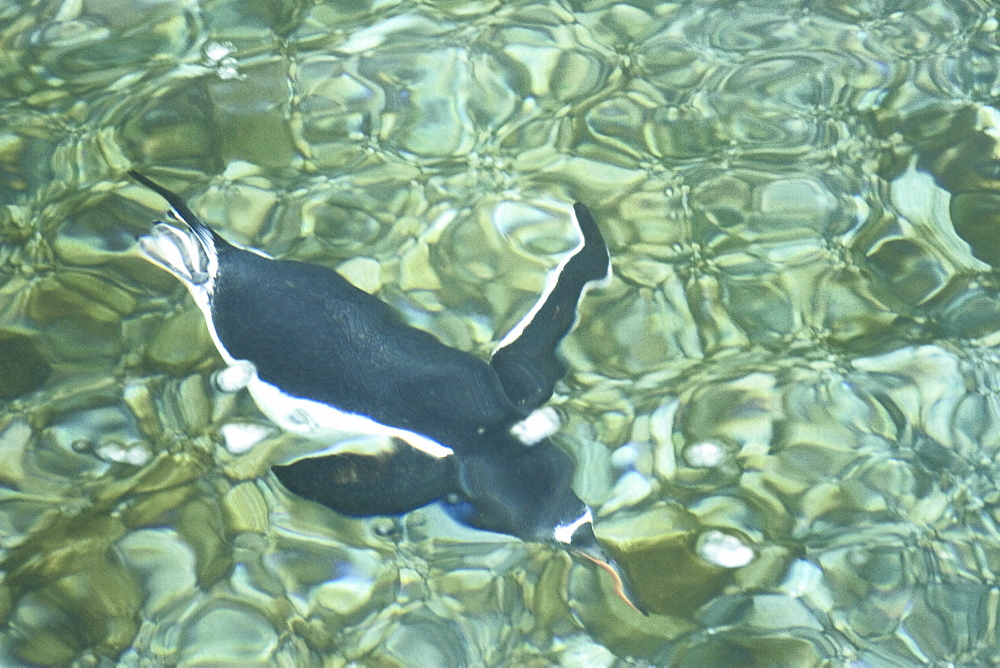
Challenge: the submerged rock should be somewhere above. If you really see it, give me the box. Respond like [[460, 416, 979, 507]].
[[0, 331, 50, 400]]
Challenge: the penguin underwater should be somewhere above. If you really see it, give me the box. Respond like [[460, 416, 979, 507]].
[[129, 170, 645, 615]]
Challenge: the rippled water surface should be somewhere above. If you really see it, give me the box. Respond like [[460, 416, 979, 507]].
[[2, 0, 1000, 665]]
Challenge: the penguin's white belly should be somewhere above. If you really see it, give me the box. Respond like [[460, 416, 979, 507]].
[[240, 364, 454, 459]]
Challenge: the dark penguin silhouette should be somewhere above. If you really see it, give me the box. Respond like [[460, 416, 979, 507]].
[[129, 170, 644, 614]]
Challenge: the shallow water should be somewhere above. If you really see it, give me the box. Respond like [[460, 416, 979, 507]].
[[2, 0, 1000, 665]]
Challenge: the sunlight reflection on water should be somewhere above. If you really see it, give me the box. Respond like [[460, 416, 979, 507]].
[[1, 0, 999, 665]]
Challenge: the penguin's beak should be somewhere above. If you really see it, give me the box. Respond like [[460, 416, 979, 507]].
[[565, 518, 648, 616]]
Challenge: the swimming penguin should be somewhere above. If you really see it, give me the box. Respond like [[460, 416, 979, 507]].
[[129, 170, 645, 615]]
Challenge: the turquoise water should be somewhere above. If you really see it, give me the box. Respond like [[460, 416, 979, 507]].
[[2, 0, 1000, 665]]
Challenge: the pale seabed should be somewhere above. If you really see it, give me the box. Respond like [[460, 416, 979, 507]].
[[1, 0, 999, 665]]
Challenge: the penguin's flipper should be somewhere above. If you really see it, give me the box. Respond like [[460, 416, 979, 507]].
[[272, 444, 457, 517], [490, 203, 611, 411]]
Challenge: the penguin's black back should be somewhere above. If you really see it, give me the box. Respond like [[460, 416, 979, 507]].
[[211, 244, 522, 448]]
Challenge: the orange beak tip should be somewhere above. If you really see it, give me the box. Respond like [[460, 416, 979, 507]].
[[578, 551, 647, 616]]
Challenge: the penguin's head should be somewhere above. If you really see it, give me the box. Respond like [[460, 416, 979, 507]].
[[451, 446, 647, 615]]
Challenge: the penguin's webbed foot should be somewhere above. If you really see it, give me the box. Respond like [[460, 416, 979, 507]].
[[138, 221, 212, 287]]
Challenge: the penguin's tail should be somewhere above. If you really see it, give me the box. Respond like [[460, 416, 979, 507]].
[[129, 170, 220, 289], [128, 171, 224, 245]]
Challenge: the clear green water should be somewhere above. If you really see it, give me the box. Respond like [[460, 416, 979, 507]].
[[2, 0, 1000, 665]]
